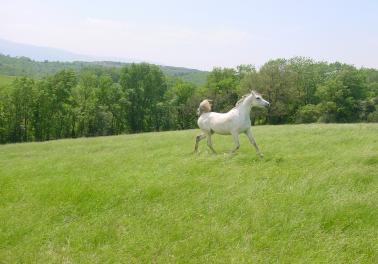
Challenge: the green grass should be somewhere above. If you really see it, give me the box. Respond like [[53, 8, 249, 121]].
[[0, 75, 16, 90], [0, 124, 377, 263]]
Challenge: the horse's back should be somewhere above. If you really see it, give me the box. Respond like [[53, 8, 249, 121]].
[[198, 111, 239, 135]]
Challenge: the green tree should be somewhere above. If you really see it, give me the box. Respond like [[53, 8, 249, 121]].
[[48, 70, 77, 139], [165, 79, 198, 129], [202, 67, 239, 113], [32, 79, 55, 141], [0, 89, 13, 143], [317, 66, 367, 122], [71, 71, 98, 137], [258, 59, 296, 123], [97, 74, 128, 134], [10, 77, 35, 142], [120, 63, 167, 132]]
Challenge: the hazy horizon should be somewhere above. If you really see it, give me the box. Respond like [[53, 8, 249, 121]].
[[1, 0, 377, 70]]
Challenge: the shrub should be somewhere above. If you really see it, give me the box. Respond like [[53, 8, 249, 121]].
[[295, 104, 320, 123], [367, 111, 378, 122]]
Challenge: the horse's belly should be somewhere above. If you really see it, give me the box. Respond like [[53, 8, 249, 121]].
[[213, 124, 249, 135], [212, 128, 231, 135], [210, 121, 234, 135]]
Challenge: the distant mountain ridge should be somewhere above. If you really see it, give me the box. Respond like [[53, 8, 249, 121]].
[[0, 38, 139, 62], [0, 54, 208, 85], [0, 38, 208, 85]]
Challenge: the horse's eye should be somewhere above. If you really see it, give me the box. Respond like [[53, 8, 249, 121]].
[[256, 97, 261, 100]]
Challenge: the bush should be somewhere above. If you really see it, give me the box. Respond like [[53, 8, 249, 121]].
[[367, 111, 378, 122], [295, 104, 320, 123]]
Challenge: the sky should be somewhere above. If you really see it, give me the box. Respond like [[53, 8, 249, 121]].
[[0, 0, 377, 70]]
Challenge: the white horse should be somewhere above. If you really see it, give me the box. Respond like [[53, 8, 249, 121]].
[[194, 91, 270, 157]]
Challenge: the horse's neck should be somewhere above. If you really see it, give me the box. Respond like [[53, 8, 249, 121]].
[[236, 100, 253, 118]]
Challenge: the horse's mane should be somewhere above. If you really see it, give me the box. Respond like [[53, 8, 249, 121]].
[[234, 94, 249, 107], [234, 91, 259, 108]]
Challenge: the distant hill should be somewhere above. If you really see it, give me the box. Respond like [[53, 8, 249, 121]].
[[0, 74, 16, 91], [0, 38, 208, 85], [0, 38, 98, 62], [86, 61, 208, 85], [0, 38, 140, 62], [0, 54, 208, 85]]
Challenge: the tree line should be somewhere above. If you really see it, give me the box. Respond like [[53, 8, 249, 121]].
[[0, 57, 377, 144], [0, 54, 207, 86]]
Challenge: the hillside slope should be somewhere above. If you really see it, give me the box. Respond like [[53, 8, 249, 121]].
[[0, 74, 16, 90], [0, 124, 377, 263], [0, 54, 208, 85]]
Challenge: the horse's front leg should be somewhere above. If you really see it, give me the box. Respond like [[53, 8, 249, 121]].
[[245, 128, 263, 158], [206, 133, 217, 154], [193, 133, 206, 153], [231, 131, 240, 153]]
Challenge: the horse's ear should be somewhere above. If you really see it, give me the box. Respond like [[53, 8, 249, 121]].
[[251, 90, 256, 95]]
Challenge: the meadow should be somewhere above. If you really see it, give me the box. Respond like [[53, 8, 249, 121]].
[[0, 124, 377, 263], [0, 75, 16, 90]]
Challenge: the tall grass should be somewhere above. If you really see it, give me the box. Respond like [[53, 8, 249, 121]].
[[0, 124, 377, 263]]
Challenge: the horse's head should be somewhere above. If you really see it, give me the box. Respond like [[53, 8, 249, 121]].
[[251, 91, 270, 108]]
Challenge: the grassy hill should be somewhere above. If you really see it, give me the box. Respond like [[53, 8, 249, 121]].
[[0, 124, 377, 263], [0, 54, 208, 85], [0, 74, 16, 89]]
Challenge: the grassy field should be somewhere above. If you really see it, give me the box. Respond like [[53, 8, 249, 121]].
[[0, 75, 16, 90], [0, 124, 377, 263]]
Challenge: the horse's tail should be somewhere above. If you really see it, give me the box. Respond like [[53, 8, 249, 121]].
[[197, 99, 212, 116]]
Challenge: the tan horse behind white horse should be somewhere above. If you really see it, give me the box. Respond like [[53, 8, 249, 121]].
[[194, 91, 270, 157]]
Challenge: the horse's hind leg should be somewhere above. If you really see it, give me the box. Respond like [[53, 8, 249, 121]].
[[206, 133, 217, 154], [194, 133, 206, 152], [245, 128, 263, 158], [231, 132, 240, 153]]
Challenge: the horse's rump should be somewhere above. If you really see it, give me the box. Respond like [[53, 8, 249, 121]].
[[197, 99, 212, 116]]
